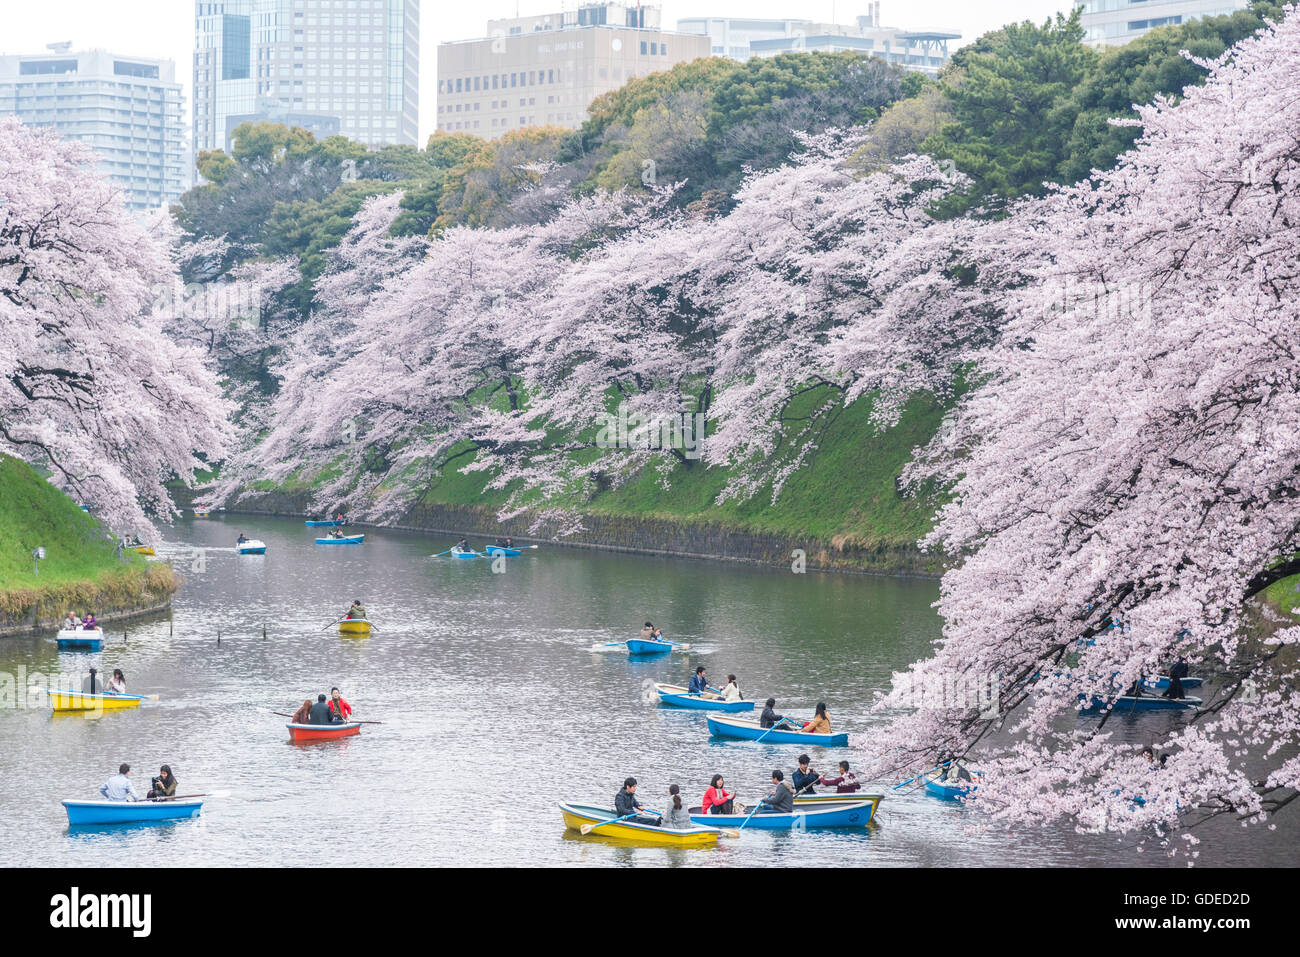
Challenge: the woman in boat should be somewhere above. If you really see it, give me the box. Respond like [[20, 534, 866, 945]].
[[81, 613, 97, 630], [760, 698, 792, 730], [291, 699, 313, 724], [719, 674, 741, 703], [328, 687, 352, 722], [758, 770, 794, 814], [701, 774, 735, 815], [331, 528, 345, 539], [663, 785, 693, 830], [106, 669, 126, 695], [792, 755, 820, 797], [820, 760, 862, 794], [802, 702, 831, 734], [146, 765, 177, 800], [613, 777, 660, 826]]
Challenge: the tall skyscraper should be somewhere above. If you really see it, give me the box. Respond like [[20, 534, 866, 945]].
[[193, 0, 418, 160], [437, 3, 711, 139], [1079, 0, 1248, 46], [0, 46, 187, 212]]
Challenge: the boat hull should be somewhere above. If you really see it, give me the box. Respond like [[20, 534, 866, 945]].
[[1079, 694, 1202, 714], [706, 714, 849, 747], [451, 550, 480, 559], [655, 683, 754, 712], [305, 520, 345, 527], [626, 639, 673, 655], [689, 799, 875, 829], [315, 535, 364, 545], [558, 802, 721, 845], [923, 770, 978, 801], [62, 799, 202, 825], [236, 540, 266, 555], [338, 619, 372, 635], [49, 690, 142, 712], [484, 546, 522, 556], [56, 628, 103, 651], [287, 721, 362, 742]]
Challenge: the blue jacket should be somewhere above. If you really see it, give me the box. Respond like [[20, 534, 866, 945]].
[[688, 674, 710, 695]]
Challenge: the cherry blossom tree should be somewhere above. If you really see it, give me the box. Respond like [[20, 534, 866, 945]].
[[859, 7, 1300, 844], [0, 117, 232, 535]]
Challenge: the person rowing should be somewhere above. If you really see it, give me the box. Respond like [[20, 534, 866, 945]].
[[614, 777, 661, 826], [99, 763, 140, 802], [494, 537, 514, 548], [688, 666, 718, 697], [760, 698, 797, 730], [1163, 657, 1189, 700], [937, 751, 972, 784], [757, 770, 794, 814], [456, 538, 470, 553], [344, 600, 366, 620]]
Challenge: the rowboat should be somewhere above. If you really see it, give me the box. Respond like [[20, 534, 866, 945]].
[[62, 799, 202, 826], [794, 793, 883, 814], [236, 539, 267, 555], [338, 618, 372, 635], [315, 535, 364, 545], [305, 519, 345, 527], [484, 545, 522, 557], [1145, 675, 1202, 692], [923, 769, 979, 801], [706, 713, 849, 747], [56, 628, 103, 651], [287, 721, 362, 742], [48, 690, 143, 712], [626, 638, 675, 655], [557, 802, 722, 846], [655, 682, 754, 712], [1078, 694, 1202, 714], [451, 549, 481, 560], [193, 510, 210, 518], [134, 545, 155, 556], [688, 799, 876, 829]]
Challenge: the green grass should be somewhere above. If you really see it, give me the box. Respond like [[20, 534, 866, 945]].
[[1261, 573, 1300, 624]]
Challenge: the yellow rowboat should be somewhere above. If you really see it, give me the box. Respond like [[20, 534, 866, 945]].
[[48, 690, 144, 712], [134, 546, 155, 556], [338, 618, 372, 635], [558, 802, 722, 846], [795, 793, 884, 817]]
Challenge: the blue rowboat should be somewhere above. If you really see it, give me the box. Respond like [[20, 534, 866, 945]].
[[56, 628, 103, 651], [655, 682, 754, 712], [451, 549, 481, 560], [62, 799, 203, 825], [305, 520, 345, 527], [485, 545, 522, 557], [236, 539, 266, 555], [627, 638, 675, 655], [1145, 675, 1202, 692], [923, 769, 979, 801], [1078, 694, 1201, 714], [705, 713, 849, 747], [688, 799, 875, 829], [315, 535, 364, 545]]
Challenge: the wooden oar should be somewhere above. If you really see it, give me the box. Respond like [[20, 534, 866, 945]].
[[580, 811, 638, 835], [154, 793, 208, 801]]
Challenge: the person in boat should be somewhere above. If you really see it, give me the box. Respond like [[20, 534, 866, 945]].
[[1140, 746, 1157, 769], [719, 674, 742, 703], [81, 613, 97, 630], [344, 600, 366, 620], [328, 687, 352, 722], [494, 537, 514, 548], [308, 694, 336, 724], [663, 784, 693, 830], [638, 621, 655, 640], [106, 669, 126, 695], [688, 666, 717, 696], [1163, 658, 1189, 700], [820, 760, 862, 794], [802, 702, 831, 734], [147, 765, 177, 800], [62, 611, 79, 630], [330, 528, 345, 539], [938, 751, 973, 784], [701, 773, 735, 815], [457, 538, 470, 552], [237, 533, 249, 545], [291, 699, 313, 724], [792, 754, 820, 797], [758, 770, 794, 814], [81, 667, 99, 694], [614, 777, 660, 826], [760, 698, 795, 730], [336, 513, 346, 525], [99, 763, 140, 802]]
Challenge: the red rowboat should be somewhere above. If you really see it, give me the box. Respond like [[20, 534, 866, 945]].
[[287, 721, 362, 742]]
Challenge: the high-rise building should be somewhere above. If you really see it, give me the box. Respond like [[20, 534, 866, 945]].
[[437, 3, 711, 139], [1079, 0, 1248, 46], [0, 45, 187, 212], [677, 4, 959, 75], [193, 0, 419, 160]]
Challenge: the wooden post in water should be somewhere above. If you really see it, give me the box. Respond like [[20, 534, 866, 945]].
[[169, 618, 174, 637], [262, 623, 267, 639], [217, 628, 221, 646]]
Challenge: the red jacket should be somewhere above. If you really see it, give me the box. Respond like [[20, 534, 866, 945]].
[[329, 697, 352, 720], [701, 785, 732, 813]]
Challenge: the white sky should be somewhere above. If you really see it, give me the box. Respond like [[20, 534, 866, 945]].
[[0, 1, 1072, 145]]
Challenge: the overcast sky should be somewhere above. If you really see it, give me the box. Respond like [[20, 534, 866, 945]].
[[1, 1, 1073, 145]]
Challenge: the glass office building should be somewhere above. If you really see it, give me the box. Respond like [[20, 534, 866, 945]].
[[0, 47, 187, 212], [1079, 0, 1248, 46]]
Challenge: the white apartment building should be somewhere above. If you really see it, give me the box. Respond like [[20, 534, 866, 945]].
[[677, 4, 960, 75], [193, 0, 419, 159], [437, 3, 711, 139], [0, 46, 187, 211], [1079, 0, 1249, 46]]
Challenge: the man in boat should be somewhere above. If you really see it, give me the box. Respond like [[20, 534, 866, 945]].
[[614, 777, 661, 826], [820, 760, 862, 794], [328, 687, 353, 722], [759, 698, 797, 730], [938, 751, 973, 784], [237, 533, 249, 545], [99, 763, 141, 802], [688, 666, 718, 697], [308, 694, 336, 724], [457, 538, 470, 552], [61, 611, 79, 630], [792, 755, 820, 796], [757, 770, 794, 814], [494, 537, 513, 548], [639, 621, 655, 641], [344, 600, 366, 620], [1163, 658, 1189, 700]]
